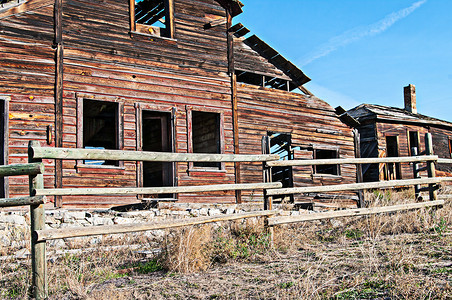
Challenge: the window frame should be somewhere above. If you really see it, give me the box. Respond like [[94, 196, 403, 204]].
[[313, 147, 341, 176], [129, 0, 175, 39], [0, 96, 9, 198], [449, 138, 452, 158], [408, 130, 420, 156], [186, 105, 225, 172], [76, 95, 124, 171]]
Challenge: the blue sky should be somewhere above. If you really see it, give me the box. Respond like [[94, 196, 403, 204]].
[[235, 0, 452, 122]]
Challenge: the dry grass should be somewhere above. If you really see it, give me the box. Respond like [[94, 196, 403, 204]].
[[0, 188, 451, 299]]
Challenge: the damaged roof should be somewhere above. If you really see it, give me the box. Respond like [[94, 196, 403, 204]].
[[231, 23, 311, 89], [348, 103, 452, 130]]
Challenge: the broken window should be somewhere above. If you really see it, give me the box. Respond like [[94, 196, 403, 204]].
[[235, 70, 297, 92], [268, 132, 293, 201], [131, 0, 173, 38], [314, 149, 340, 176], [408, 131, 420, 155], [191, 111, 221, 169], [83, 100, 119, 166]]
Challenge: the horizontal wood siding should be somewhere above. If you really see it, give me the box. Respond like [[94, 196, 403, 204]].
[[236, 84, 357, 207], [0, 4, 56, 198], [375, 122, 429, 181]]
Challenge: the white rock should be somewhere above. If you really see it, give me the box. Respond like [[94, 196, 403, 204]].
[[14, 248, 30, 259], [199, 208, 208, 216], [113, 217, 133, 224], [208, 208, 222, 216], [93, 217, 113, 226], [0, 214, 26, 225]]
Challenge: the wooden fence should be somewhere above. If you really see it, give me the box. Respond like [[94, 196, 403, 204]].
[[1, 133, 451, 298]]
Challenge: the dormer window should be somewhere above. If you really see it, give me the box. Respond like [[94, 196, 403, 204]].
[[129, 0, 174, 39]]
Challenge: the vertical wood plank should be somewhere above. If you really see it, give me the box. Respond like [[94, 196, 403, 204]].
[[353, 129, 365, 207], [54, 0, 63, 207], [28, 141, 47, 299], [411, 147, 421, 200], [129, 0, 136, 32], [425, 133, 438, 201]]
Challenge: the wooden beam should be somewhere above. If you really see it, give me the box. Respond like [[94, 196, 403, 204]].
[[0, 196, 46, 207], [28, 141, 47, 299], [54, 0, 63, 208], [30, 146, 279, 162], [268, 200, 445, 226], [438, 158, 452, 164], [35, 210, 279, 242], [266, 155, 438, 167], [0, 163, 44, 177], [34, 182, 283, 196], [425, 133, 438, 201], [353, 129, 364, 207], [266, 177, 442, 196]]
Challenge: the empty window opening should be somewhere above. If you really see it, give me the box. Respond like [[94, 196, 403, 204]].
[[0, 99, 5, 198], [83, 100, 119, 166], [314, 149, 339, 176], [385, 136, 402, 180], [235, 70, 297, 92], [132, 0, 173, 37], [142, 111, 174, 199], [408, 131, 420, 155], [449, 138, 452, 158], [192, 111, 221, 169], [268, 132, 293, 201]]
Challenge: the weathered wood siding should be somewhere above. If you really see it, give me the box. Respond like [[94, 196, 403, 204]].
[[0, 3, 56, 198], [236, 84, 357, 207], [1, 0, 358, 207], [58, 0, 236, 206], [375, 122, 429, 181], [431, 127, 452, 175]]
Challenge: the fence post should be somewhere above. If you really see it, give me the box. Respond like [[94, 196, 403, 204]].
[[425, 133, 438, 201], [28, 141, 47, 299], [411, 147, 421, 200], [261, 136, 274, 246], [353, 129, 365, 207]]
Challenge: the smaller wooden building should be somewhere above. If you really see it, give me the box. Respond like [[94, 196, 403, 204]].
[[346, 84, 452, 182]]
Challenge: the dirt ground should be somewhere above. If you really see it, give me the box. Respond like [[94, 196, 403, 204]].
[[1, 191, 451, 299], [77, 231, 452, 300]]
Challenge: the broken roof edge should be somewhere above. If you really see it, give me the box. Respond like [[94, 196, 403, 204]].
[[216, 0, 244, 17], [347, 103, 452, 130], [233, 30, 310, 87]]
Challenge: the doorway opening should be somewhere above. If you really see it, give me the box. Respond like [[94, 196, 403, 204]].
[[385, 136, 402, 180], [141, 111, 174, 199]]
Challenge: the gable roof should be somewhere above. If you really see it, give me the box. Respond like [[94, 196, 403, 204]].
[[347, 103, 452, 130]]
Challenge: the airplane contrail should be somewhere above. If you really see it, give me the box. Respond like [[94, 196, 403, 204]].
[[300, 0, 427, 66]]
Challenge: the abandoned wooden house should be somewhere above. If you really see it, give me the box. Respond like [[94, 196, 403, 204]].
[[346, 84, 452, 182], [0, 0, 357, 208]]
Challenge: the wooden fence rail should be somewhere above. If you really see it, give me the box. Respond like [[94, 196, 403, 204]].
[[30, 146, 280, 162], [34, 210, 279, 242], [0, 195, 46, 207], [266, 155, 438, 167], [34, 182, 282, 196], [266, 177, 442, 196], [268, 200, 445, 226], [0, 162, 44, 177]]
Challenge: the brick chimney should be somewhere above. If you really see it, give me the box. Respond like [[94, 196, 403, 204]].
[[404, 84, 417, 114]]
